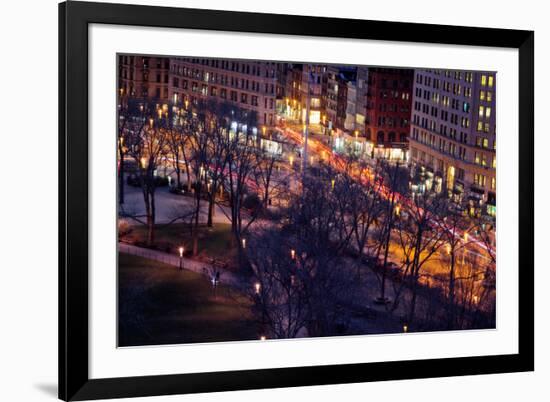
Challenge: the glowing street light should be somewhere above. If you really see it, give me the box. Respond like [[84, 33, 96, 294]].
[[178, 246, 184, 270], [331, 179, 335, 190], [254, 282, 261, 294], [403, 324, 408, 333], [242, 238, 246, 249], [289, 155, 294, 167], [290, 249, 296, 260], [260, 335, 267, 341], [394, 204, 401, 216]]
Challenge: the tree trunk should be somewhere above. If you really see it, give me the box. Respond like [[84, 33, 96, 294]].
[[448, 249, 456, 329], [147, 190, 156, 246], [207, 191, 215, 227], [407, 229, 423, 324], [175, 154, 181, 188], [192, 186, 201, 256]]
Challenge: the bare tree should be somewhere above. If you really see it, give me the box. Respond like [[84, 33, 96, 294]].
[[392, 188, 447, 326], [286, 173, 359, 336], [372, 160, 409, 302], [125, 101, 169, 246], [245, 227, 309, 339], [436, 203, 476, 328], [117, 98, 149, 205], [218, 122, 263, 268], [186, 113, 210, 255], [163, 104, 191, 190]]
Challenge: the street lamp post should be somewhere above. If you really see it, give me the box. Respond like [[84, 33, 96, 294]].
[[179, 246, 184, 271]]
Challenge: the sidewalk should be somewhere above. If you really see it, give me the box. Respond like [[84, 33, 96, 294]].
[[118, 242, 243, 288]]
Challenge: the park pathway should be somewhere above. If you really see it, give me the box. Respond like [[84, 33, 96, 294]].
[[119, 242, 243, 288]]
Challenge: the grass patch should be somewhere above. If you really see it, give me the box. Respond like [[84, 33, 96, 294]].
[[121, 222, 237, 264], [118, 253, 257, 346]]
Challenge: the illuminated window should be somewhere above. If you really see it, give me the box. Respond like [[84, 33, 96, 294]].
[[477, 121, 483, 131], [487, 91, 493, 102], [485, 107, 492, 118], [488, 76, 494, 87], [475, 152, 480, 164], [492, 156, 496, 168], [484, 123, 490, 133], [483, 138, 489, 148], [481, 75, 487, 86], [478, 105, 484, 117], [480, 90, 485, 100], [491, 177, 496, 189], [474, 173, 486, 187]]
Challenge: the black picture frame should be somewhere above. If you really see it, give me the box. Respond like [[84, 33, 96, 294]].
[[59, 1, 534, 400]]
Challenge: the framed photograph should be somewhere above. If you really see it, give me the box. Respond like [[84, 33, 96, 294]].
[[59, 1, 534, 400]]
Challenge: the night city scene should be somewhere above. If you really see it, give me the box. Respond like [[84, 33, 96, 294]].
[[117, 55, 496, 346]]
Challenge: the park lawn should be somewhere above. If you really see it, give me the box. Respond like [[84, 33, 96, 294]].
[[118, 253, 257, 346], [121, 222, 238, 263]]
